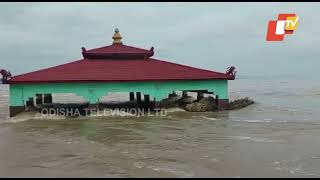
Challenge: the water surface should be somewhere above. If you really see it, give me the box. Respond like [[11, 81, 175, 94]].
[[1, 79, 320, 178]]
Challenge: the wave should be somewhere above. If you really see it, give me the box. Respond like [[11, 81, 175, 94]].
[[166, 107, 186, 113], [228, 136, 278, 143], [0, 111, 67, 124], [192, 115, 220, 121], [232, 119, 287, 123], [133, 162, 194, 178]]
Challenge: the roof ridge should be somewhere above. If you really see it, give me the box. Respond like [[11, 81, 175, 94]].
[[85, 44, 112, 52], [149, 58, 227, 75], [86, 43, 150, 52], [120, 44, 151, 51]]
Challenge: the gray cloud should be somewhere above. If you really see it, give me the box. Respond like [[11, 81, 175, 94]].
[[0, 2, 319, 80]]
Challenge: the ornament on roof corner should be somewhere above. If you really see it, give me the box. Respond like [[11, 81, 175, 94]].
[[226, 66, 237, 80], [112, 28, 123, 44], [0, 69, 12, 84]]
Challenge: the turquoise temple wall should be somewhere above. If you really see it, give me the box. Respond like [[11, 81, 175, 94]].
[[10, 80, 228, 107]]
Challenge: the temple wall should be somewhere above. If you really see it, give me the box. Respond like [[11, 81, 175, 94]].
[[9, 80, 228, 107]]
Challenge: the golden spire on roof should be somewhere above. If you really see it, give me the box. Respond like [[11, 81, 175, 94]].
[[112, 28, 122, 44]]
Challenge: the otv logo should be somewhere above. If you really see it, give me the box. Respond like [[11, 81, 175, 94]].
[[266, 14, 299, 41]]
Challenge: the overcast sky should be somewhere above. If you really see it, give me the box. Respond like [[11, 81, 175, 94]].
[[0, 2, 319, 80]]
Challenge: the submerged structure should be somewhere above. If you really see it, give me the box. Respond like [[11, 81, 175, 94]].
[[7, 29, 236, 117]]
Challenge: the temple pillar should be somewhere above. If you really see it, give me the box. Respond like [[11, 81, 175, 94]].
[[25, 97, 35, 111], [144, 94, 150, 104], [197, 92, 204, 101], [136, 92, 142, 104], [182, 91, 188, 97], [168, 91, 177, 98], [43, 94, 52, 104], [129, 92, 135, 101], [35, 94, 43, 105]]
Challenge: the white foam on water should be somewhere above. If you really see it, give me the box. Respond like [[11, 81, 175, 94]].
[[228, 136, 276, 143], [147, 165, 194, 178], [1, 112, 67, 124], [0, 112, 36, 124], [192, 115, 220, 121], [133, 161, 145, 169], [33, 113, 67, 120], [133, 161, 194, 178], [1, 117, 30, 124], [232, 119, 288, 123], [166, 107, 186, 113], [210, 158, 220, 162]]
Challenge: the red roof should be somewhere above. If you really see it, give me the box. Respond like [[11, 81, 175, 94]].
[[8, 41, 234, 84], [82, 44, 154, 59]]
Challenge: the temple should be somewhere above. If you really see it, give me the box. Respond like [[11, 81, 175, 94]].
[[7, 28, 236, 117]]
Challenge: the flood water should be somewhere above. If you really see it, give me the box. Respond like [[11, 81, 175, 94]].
[[1, 78, 320, 177]]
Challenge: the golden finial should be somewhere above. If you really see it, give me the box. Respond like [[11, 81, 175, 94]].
[[112, 28, 122, 44]]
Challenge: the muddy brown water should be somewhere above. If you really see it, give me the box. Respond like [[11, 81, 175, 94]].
[[1, 79, 320, 177]]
